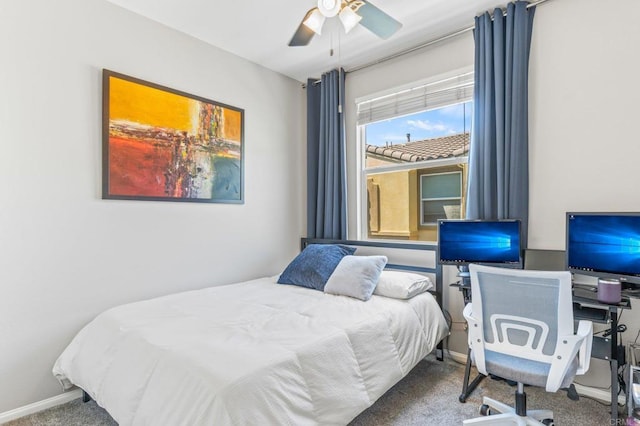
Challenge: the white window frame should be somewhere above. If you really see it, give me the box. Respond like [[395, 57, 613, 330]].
[[355, 68, 473, 241], [419, 170, 463, 226]]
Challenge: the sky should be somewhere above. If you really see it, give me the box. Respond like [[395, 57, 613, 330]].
[[365, 101, 473, 147]]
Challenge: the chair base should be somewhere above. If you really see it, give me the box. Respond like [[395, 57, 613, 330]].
[[463, 396, 554, 426]]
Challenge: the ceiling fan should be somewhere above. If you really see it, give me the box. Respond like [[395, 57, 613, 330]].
[[289, 0, 402, 47]]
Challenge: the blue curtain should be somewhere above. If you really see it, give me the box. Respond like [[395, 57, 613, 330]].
[[466, 1, 535, 247], [307, 69, 347, 239]]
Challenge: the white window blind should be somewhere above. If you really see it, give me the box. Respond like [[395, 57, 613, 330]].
[[357, 71, 474, 125]]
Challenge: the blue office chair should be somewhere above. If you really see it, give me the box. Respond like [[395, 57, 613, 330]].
[[462, 264, 593, 425]]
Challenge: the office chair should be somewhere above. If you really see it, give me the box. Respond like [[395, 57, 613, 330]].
[[462, 264, 593, 425]]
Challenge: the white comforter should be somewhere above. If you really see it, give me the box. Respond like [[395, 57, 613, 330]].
[[53, 276, 448, 426]]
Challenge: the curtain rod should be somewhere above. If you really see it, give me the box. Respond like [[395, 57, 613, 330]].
[[346, 0, 550, 74], [302, 0, 550, 87]]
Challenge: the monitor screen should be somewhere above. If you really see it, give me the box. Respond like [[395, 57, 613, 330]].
[[566, 212, 640, 285], [437, 219, 522, 266]]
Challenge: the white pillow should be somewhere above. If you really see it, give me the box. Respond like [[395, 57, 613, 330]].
[[324, 255, 388, 301], [373, 270, 433, 299]]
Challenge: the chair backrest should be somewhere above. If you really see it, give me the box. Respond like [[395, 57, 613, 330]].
[[469, 263, 574, 363]]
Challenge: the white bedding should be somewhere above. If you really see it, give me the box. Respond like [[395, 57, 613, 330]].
[[53, 276, 448, 425]]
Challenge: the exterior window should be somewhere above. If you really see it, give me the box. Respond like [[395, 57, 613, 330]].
[[357, 71, 473, 241], [420, 171, 462, 225]]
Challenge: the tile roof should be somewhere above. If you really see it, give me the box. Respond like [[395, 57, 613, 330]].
[[366, 133, 470, 162]]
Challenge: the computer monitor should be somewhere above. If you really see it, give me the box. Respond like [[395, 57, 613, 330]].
[[566, 212, 640, 288], [437, 219, 522, 267], [524, 249, 566, 271]]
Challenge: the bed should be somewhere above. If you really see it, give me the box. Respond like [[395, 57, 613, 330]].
[[53, 239, 448, 425]]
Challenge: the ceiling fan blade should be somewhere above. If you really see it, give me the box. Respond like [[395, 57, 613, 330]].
[[350, 0, 402, 39], [288, 9, 317, 47]]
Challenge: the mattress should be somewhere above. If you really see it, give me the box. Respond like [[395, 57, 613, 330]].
[[53, 276, 448, 425]]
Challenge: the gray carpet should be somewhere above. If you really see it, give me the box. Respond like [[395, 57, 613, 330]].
[[6, 356, 615, 425]]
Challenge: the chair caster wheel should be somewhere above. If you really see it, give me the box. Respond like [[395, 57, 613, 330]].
[[542, 419, 554, 426], [479, 404, 491, 416]]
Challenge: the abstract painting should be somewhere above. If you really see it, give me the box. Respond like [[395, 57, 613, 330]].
[[102, 70, 244, 203]]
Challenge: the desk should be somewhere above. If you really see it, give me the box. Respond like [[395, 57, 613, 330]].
[[453, 281, 632, 424], [573, 287, 631, 424]]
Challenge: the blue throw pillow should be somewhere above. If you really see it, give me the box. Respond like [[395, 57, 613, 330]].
[[278, 244, 356, 291]]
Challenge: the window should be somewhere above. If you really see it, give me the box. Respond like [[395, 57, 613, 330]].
[[357, 71, 473, 241], [420, 171, 462, 225]]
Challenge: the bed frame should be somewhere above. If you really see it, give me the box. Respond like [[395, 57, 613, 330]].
[[302, 238, 444, 361]]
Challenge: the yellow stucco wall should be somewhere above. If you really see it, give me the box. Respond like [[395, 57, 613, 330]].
[[367, 170, 417, 239], [367, 163, 468, 242]]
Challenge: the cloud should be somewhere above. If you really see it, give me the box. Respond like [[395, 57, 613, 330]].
[[406, 119, 448, 132]]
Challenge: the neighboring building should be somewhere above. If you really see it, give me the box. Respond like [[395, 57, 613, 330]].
[[366, 133, 469, 166], [366, 133, 469, 241]]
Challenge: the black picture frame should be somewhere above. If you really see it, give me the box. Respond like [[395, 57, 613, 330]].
[[102, 69, 244, 204]]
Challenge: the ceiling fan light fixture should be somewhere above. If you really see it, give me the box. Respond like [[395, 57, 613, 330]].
[[303, 9, 326, 35], [317, 0, 341, 18], [339, 6, 362, 34]]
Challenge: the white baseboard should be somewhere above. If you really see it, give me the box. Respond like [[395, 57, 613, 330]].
[[573, 383, 626, 406], [448, 350, 467, 364], [444, 351, 625, 405], [0, 389, 82, 425]]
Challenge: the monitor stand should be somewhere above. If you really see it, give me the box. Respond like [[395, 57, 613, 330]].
[[457, 265, 470, 286]]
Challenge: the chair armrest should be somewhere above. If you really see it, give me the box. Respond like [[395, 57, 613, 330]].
[[546, 320, 593, 391], [575, 320, 593, 375], [463, 303, 487, 375]]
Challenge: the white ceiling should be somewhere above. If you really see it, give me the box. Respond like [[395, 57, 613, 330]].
[[105, 0, 505, 82]]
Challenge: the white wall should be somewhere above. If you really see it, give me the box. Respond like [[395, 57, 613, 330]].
[[528, 0, 640, 248], [345, 0, 640, 388], [0, 0, 305, 413]]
